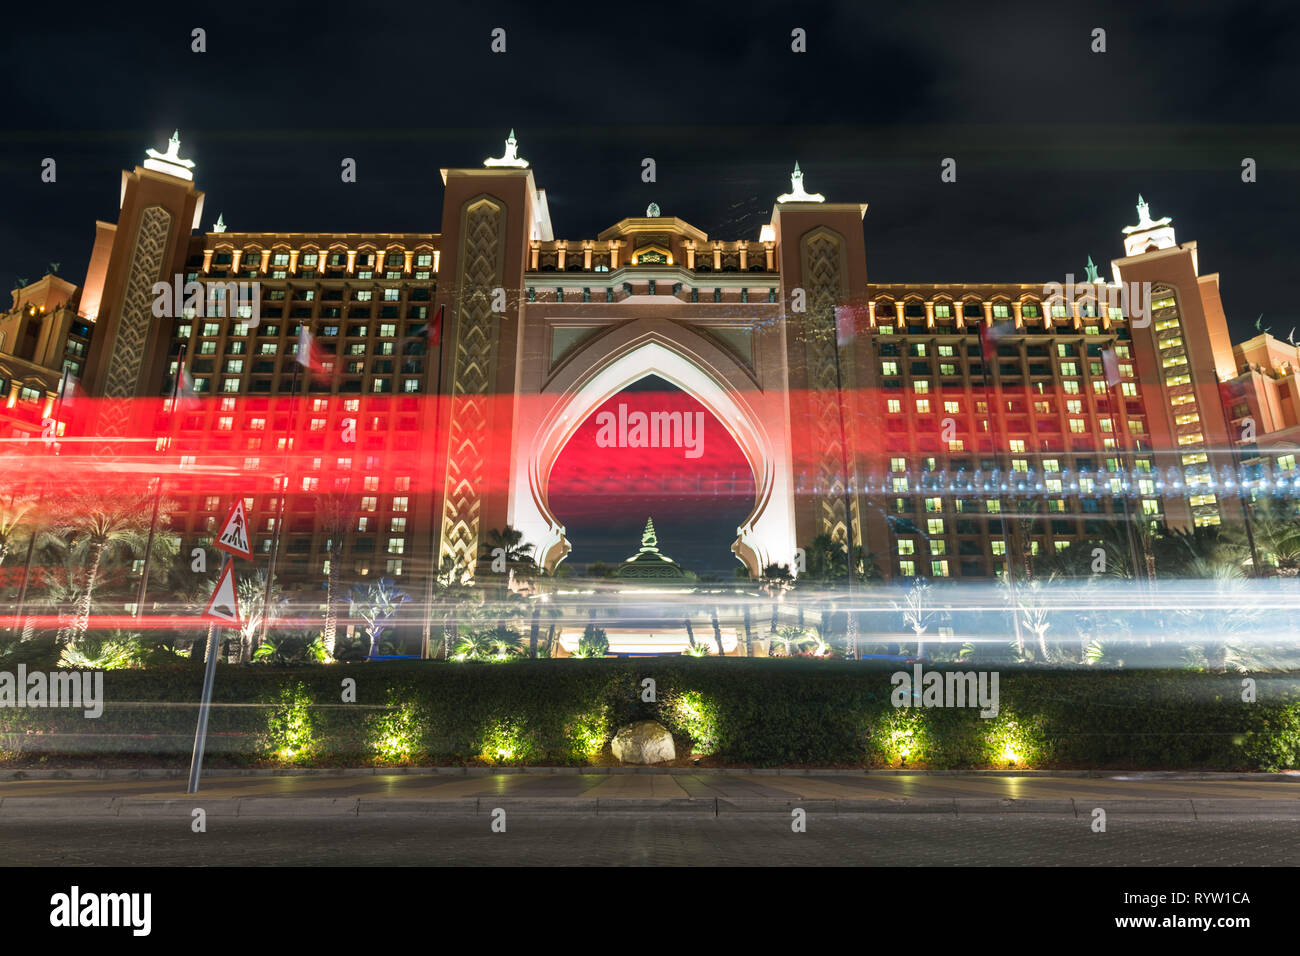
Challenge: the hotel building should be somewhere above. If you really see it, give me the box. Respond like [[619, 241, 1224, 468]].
[[2, 131, 1297, 607]]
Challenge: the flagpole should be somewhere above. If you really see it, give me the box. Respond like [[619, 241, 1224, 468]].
[[830, 299, 860, 660], [12, 366, 72, 636], [262, 356, 300, 650], [978, 320, 1025, 653], [135, 343, 186, 620], [1101, 340, 1145, 583], [420, 305, 445, 660]]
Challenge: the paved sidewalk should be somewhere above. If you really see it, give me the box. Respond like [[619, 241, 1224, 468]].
[[0, 770, 1297, 818]]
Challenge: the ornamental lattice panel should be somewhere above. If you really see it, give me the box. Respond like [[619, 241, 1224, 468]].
[[439, 197, 505, 574], [96, 205, 172, 452], [800, 229, 860, 549]]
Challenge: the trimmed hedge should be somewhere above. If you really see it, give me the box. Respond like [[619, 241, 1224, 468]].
[[0, 660, 1297, 770]]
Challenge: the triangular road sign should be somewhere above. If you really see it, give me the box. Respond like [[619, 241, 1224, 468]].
[[214, 498, 253, 560], [201, 559, 242, 628]]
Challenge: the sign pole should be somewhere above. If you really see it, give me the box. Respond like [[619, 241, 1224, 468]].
[[189, 525, 248, 793], [187, 622, 219, 794]]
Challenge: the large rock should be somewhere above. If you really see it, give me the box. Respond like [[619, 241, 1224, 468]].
[[610, 720, 677, 765]]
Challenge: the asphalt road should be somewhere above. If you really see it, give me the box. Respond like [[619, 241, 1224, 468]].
[[0, 771, 1296, 865]]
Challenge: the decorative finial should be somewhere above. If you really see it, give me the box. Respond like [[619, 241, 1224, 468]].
[[1084, 256, 1100, 283], [646, 202, 661, 218], [1135, 194, 1152, 226], [641, 517, 658, 550], [144, 129, 196, 181], [484, 129, 528, 168], [213, 213, 226, 233], [777, 161, 824, 203]]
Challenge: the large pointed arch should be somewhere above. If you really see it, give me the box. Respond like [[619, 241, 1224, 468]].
[[508, 317, 796, 577]]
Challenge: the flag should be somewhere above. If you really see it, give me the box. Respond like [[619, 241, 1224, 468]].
[[1100, 346, 1122, 387], [57, 370, 80, 406], [176, 364, 199, 410], [834, 302, 869, 346], [429, 304, 443, 348], [296, 325, 325, 374], [406, 304, 445, 351]]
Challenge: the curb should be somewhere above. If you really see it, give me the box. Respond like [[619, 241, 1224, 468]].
[[0, 767, 1296, 781], [2, 795, 1298, 819]]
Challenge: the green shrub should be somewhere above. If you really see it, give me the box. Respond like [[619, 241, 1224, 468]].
[[0, 660, 1297, 770]]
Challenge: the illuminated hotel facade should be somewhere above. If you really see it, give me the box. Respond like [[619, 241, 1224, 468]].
[[3, 131, 1298, 606]]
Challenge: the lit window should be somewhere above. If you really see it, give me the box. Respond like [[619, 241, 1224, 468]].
[[925, 497, 942, 512], [986, 500, 1001, 513], [916, 399, 931, 413], [991, 541, 1006, 555], [899, 560, 915, 576], [898, 539, 915, 555], [934, 303, 951, 318], [931, 559, 949, 577], [887, 399, 901, 413], [392, 496, 409, 512], [944, 401, 960, 414], [1009, 439, 1025, 453], [926, 518, 945, 536], [881, 361, 898, 376], [891, 457, 906, 472], [1069, 419, 1086, 433]]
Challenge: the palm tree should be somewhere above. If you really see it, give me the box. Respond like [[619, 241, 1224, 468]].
[[1245, 497, 1300, 576], [430, 554, 472, 659], [760, 562, 793, 634], [236, 569, 286, 663], [0, 493, 35, 569], [801, 532, 848, 583], [53, 491, 160, 636], [480, 526, 537, 592], [709, 606, 725, 656], [314, 492, 357, 658], [480, 526, 536, 660], [348, 576, 412, 657]]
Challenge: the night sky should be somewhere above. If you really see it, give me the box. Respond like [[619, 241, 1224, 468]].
[[3, 0, 1298, 569]]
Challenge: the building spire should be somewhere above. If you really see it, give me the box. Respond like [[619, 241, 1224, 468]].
[[641, 517, 658, 550], [143, 129, 196, 182], [212, 213, 226, 233], [484, 129, 529, 168], [777, 161, 825, 204], [1084, 256, 1100, 283]]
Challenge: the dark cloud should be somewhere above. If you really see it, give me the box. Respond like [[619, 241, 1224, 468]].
[[3, 0, 1297, 341]]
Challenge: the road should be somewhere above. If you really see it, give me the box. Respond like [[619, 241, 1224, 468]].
[[0, 770, 1296, 865]]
